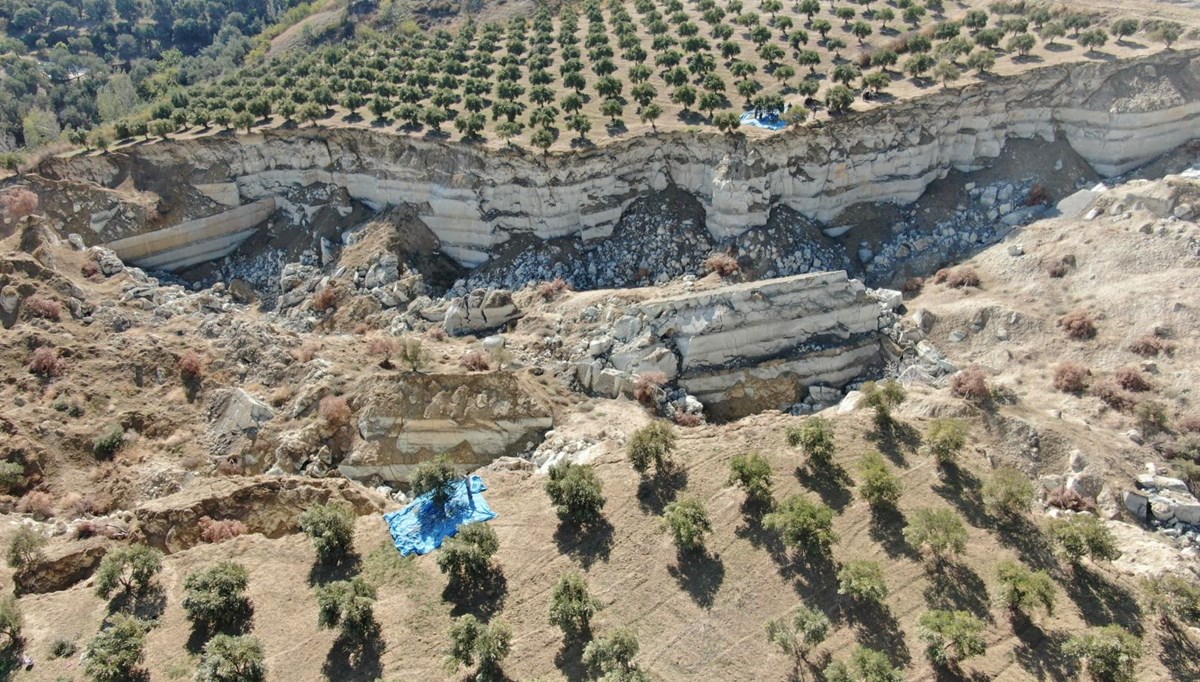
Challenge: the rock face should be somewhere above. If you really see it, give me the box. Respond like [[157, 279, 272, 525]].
[[574, 271, 900, 420], [14, 537, 109, 596], [103, 197, 276, 271], [38, 50, 1200, 268], [342, 372, 553, 483], [134, 477, 383, 552]]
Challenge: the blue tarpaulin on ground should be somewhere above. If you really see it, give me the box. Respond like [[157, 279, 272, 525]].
[[384, 475, 497, 556], [740, 111, 788, 130]]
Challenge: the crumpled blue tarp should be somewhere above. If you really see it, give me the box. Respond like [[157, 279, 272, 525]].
[[383, 475, 497, 556], [739, 111, 789, 130]]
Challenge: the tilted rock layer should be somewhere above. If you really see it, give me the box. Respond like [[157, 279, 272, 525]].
[[39, 51, 1200, 268]]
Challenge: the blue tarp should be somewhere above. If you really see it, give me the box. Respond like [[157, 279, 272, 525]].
[[383, 475, 497, 556], [740, 111, 788, 130]]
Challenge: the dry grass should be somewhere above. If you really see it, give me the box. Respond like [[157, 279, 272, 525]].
[[28, 347, 64, 377], [704, 253, 740, 278], [1, 187, 38, 220], [537, 278, 570, 301], [16, 490, 55, 519], [949, 365, 990, 401], [1052, 362, 1090, 394], [1091, 379, 1136, 412], [633, 371, 668, 406], [1128, 333, 1174, 357], [933, 265, 981, 288], [318, 394, 353, 428], [1114, 367, 1152, 393], [312, 285, 338, 312], [23, 294, 61, 321], [177, 350, 206, 381], [1058, 309, 1097, 340], [460, 350, 492, 371]]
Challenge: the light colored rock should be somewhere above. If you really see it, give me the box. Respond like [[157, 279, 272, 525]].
[[443, 289, 520, 335], [208, 388, 274, 438]]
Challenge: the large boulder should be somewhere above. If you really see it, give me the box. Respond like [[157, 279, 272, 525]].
[[443, 288, 520, 335], [14, 537, 109, 595]]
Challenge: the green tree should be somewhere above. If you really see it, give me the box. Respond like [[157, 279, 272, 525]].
[[299, 503, 355, 565], [1050, 515, 1120, 567], [445, 615, 512, 681], [933, 60, 961, 87], [95, 544, 163, 599], [0, 597, 20, 650], [966, 49, 996, 73], [437, 523, 499, 590], [917, 609, 987, 666], [728, 453, 773, 503], [627, 421, 676, 476], [583, 627, 646, 681], [231, 111, 255, 134], [7, 526, 45, 570], [85, 614, 150, 682], [1039, 21, 1066, 45], [1065, 626, 1142, 682], [1078, 28, 1108, 53], [196, 634, 266, 682], [182, 562, 250, 632], [766, 605, 830, 668], [838, 560, 889, 603], [860, 380, 906, 429], [858, 451, 902, 509], [852, 20, 873, 43], [713, 111, 741, 133], [640, 103, 663, 130], [455, 112, 487, 139], [1147, 21, 1182, 49], [1008, 33, 1037, 56], [315, 577, 378, 643], [981, 467, 1034, 520], [764, 495, 837, 558], [662, 497, 712, 553], [545, 462, 606, 525], [925, 418, 967, 467], [995, 560, 1056, 617], [411, 456, 463, 510], [549, 571, 599, 640], [1141, 574, 1200, 626], [531, 126, 555, 154], [905, 53, 935, 78], [825, 647, 902, 682], [903, 508, 968, 565]]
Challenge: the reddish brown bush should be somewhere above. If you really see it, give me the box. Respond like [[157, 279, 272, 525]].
[[1047, 257, 1072, 278], [1115, 367, 1152, 393], [1046, 487, 1095, 512], [59, 493, 106, 518], [460, 350, 491, 371], [290, 343, 318, 363], [24, 294, 61, 321], [216, 457, 244, 476], [537, 278, 570, 301], [1091, 380, 1135, 412], [312, 285, 337, 312], [900, 277, 925, 296], [1, 188, 38, 220], [1128, 334, 1174, 357], [199, 516, 249, 543], [1026, 184, 1052, 206], [674, 411, 704, 427], [427, 326, 448, 341], [16, 490, 54, 519], [633, 371, 668, 406], [81, 259, 101, 279], [1059, 310, 1097, 340], [1053, 362, 1090, 394], [177, 350, 206, 381], [704, 253, 740, 277], [933, 266, 980, 288], [319, 395, 352, 428], [367, 335, 399, 358], [28, 347, 63, 377], [1176, 414, 1200, 435], [950, 365, 991, 401]]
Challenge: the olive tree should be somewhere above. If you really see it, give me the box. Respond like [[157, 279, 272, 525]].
[[662, 497, 712, 553], [549, 571, 600, 640], [765, 604, 830, 667], [182, 562, 251, 632], [299, 503, 355, 565], [95, 544, 163, 599], [196, 634, 266, 682], [917, 609, 987, 667], [627, 421, 676, 476], [545, 462, 605, 525], [446, 615, 512, 681], [437, 523, 500, 591]]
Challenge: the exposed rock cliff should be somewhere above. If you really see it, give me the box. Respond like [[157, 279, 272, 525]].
[[37, 51, 1200, 269]]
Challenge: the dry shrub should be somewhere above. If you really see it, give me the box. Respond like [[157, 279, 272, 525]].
[[199, 516, 248, 543], [633, 371, 668, 405], [460, 350, 491, 371], [177, 350, 206, 381], [1046, 486, 1095, 512], [81, 260, 101, 279], [889, 36, 910, 53], [933, 266, 980, 288], [1176, 414, 1200, 435], [269, 387, 293, 407], [290, 343, 319, 363], [1026, 184, 1052, 206], [28, 347, 64, 377], [1114, 367, 1152, 393], [1047, 257, 1072, 278], [537, 278, 570, 301], [16, 490, 54, 519], [367, 335, 399, 357], [1128, 334, 1174, 357], [427, 326, 448, 341], [900, 276, 925, 296], [24, 294, 61, 321], [704, 253, 740, 277], [59, 493, 105, 518], [1052, 362, 1090, 393], [1, 188, 38, 220], [1059, 310, 1097, 340], [312, 285, 337, 312], [949, 365, 990, 401], [674, 411, 704, 427], [216, 457, 244, 476], [1091, 379, 1135, 412], [319, 395, 352, 428]]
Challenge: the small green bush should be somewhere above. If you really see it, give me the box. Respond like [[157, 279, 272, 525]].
[[1049, 514, 1120, 566], [583, 627, 646, 681], [445, 614, 512, 681], [903, 508, 968, 564], [411, 456, 462, 509], [860, 380, 906, 429], [437, 523, 500, 590], [824, 646, 903, 682], [84, 613, 150, 682], [1142, 574, 1200, 626], [95, 543, 163, 599], [857, 451, 902, 509], [92, 425, 125, 460], [627, 421, 676, 476], [182, 562, 250, 632], [764, 495, 837, 558], [549, 571, 599, 640], [982, 467, 1035, 520], [917, 609, 987, 666], [49, 636, 77, 659], [0, 597, 20, 649], [1065, 625, 1142, 682], [661, 497, 712, 553], [298, 503, 355, 565], [545, 462, 606, 525], [925, 419, 968, 466], [838, 560, 889, 603], [196, 634, 266, 682], [728, 452, 773, 503], [995, 560, 1056, 616], [7, 526, 46, 569], [315, 577, 378, 643], [786, 416, 836, 470]]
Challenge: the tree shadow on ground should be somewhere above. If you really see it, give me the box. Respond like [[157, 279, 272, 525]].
[[321, 623, 385, 682], [865, 420, 920, 467], [636, 467, 688, 515], [868, 506, 920, 560], [0, 640, 28, 682], [734, 505, 790, 566], [1044, 42, 1073, 53], [923, 561, 993, 622], [553, 518, 614, 569], [932, 463, 989, 528], [933, 665, 991, 682], [783, 552, 845, 624], [1012, 619, 1078, 681], [1064, 567, 1143, 636], [848, 600, 910, 666], [107, 583, 167, 621], [1159, 618, 1200, 680], [995, 516, 1059, 572], [185, 600, 255, 654], [796, 463, 853, 512], [667, 548, 725, 610], [308, 553, 363, 587], [554, 639, 590, 682], [443, 566, 509, 620]]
